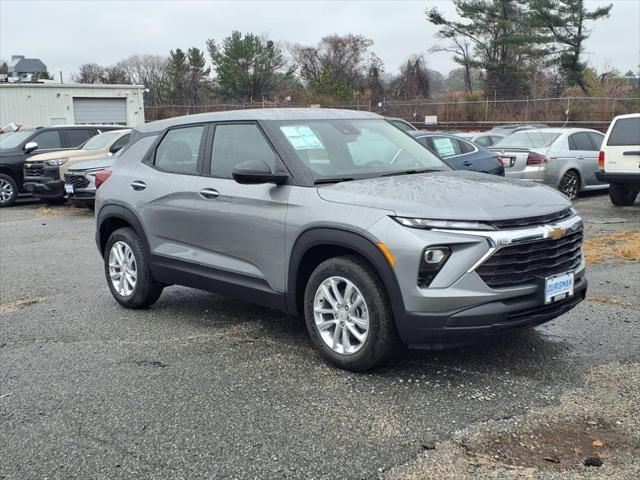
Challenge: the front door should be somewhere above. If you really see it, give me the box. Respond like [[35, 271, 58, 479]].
[[194, 123, 290, 292]]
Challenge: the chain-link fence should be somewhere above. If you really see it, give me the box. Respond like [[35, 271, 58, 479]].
[[144, 96, 640, 130]]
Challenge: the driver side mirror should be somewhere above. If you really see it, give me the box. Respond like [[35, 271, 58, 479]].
[[24, 141, 38, 154], [232, 160, 288, 185], [110, 144, 123, 154]]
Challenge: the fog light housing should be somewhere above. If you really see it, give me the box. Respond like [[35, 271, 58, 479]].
[[418, 247, 451, 288]]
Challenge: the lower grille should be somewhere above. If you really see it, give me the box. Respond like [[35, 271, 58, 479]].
[[64, 173, 90, 189], [24, 164, 44, 176], [477, 229, 583, 288]]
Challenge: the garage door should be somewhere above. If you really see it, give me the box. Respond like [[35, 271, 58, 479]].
[[73, 97, 127, 125]]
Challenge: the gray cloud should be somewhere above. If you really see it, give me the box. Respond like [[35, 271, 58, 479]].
[[1, 0, 638, 80]]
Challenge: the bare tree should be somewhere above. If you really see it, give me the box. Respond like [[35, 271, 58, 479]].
[[116, 54, 169, 105], [71, 63, 105, 84], [291, 34, 375, 99], [392, 56, 430, 100]]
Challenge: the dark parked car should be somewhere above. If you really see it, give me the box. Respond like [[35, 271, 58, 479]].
[[0, 125, 121, 207], [409, 132, 505, 176]]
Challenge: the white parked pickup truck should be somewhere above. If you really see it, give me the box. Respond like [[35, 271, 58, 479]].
[[596, 113, 640, 206]]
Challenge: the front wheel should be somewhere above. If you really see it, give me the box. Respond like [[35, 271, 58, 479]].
[[104, 227, 163, 308], [304, 255, 402, 371], [558, 170, 580, 200], [0, 174, 18, 207], [609, 183, 639, 206]]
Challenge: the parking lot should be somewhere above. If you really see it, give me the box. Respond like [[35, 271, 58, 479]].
[[0, 194, 639, 479]]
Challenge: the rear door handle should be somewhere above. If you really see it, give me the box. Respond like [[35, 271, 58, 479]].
[[199, 188, 219, 199], [577, 156, 585, 160], [130, 180, 146, 191], [463, 161, 473, 167]]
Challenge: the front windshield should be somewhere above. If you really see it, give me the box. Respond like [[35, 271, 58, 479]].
[[494, 131, 560, 149], [274, 119, 448, 180], [82, 131, 124, 151], [0, 130, 33, 150]]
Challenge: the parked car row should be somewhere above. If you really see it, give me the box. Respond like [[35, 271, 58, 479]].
[[0, 125, 123, 207]]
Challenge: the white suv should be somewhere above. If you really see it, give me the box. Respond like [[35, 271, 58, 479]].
[[596, 113, 640, 205]]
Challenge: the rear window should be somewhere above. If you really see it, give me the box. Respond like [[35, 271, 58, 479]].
[[607, 117, 640, 146], [494, 131, 560, 149]]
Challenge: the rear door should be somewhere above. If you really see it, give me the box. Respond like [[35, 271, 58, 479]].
[[132, 124, 205, 264], [193, 122, 290, 292], [604, 116, 640, 173], [568, 132, 600, 186]]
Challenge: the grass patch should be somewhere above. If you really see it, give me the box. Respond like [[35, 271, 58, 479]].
[[36, 205, 90, 218], [583, 231, 640, 264]]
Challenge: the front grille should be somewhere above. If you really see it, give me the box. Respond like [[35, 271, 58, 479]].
[[24, 163, 44, 176], [64, 173, 90, 189], [476, 228, 583, 288], [490, 208, 573, 230]]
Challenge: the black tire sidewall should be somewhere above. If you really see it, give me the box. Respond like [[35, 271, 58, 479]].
[[104, 227, 162, 309], [609, 183, 638, 206], [0, 174, 18, 207], [304, 255, 400, 371]]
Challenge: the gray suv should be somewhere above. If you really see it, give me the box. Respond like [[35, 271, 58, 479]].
[[96, 109, 587, 371]]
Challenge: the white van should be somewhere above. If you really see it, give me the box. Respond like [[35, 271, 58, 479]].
[[596, 113, 640, 205]]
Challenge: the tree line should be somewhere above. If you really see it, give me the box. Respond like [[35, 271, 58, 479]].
[[70, 0, 636, 106]]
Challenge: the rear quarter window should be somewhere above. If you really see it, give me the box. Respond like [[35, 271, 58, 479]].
[[607, 118, 640, 146]]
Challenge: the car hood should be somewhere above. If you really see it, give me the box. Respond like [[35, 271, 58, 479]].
[[66, 155, 113, 172], [27, 148, 107, 162], [316, 170, 570, 220]]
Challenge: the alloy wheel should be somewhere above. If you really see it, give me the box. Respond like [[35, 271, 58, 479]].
[[559, 171, 579, 200], [313, 276, 370, 355], [0, 178, 13, 204], [108, 241, 137, 297]]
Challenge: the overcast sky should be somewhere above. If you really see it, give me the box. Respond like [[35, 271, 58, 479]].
[[1, 0, 638, 81]]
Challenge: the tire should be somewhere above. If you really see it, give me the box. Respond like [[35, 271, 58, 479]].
[[558, 170, 580, 200], [609, 183, 639, 206], [304, 255, 403, 371], [104, 227, 163, 309], [0, 173, 18, 207]]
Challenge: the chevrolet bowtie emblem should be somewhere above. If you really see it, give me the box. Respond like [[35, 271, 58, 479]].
[[548, 227, 565, 239]]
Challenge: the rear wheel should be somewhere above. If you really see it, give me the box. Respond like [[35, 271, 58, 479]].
[[609, 183, 639, 206], [558, 170, 580, 200], [0, 174, 18, 207], [104, 227, 163, 308], [304, 255, 402, 371]]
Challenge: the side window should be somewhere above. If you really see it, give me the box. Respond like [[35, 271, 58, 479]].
[[474, 136, 490, 147], [110, 134, 130, 153], [430, 137, 462, 157], [155, 125, 204, 174], [569, 132, 595, 151], [588, 133, 604, 150], [210, 124, 277, 179], [458, 139, 475, 154], [65, 129, 94, 147], [31, 130, 62, 150]]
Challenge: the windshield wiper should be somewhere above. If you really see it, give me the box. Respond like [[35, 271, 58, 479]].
[[314, 177, 355, 185], [380, 168, 443, 177]]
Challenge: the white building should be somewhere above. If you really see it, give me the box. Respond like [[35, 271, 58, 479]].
[[0, 82, 145, 127]]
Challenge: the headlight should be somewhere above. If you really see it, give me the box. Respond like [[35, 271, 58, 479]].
[[393, 217, 496, 231], [45, 158, 68, 166]]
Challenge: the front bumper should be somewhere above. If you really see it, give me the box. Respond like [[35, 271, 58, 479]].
[[369, 212, 586, 348], [395, 275, 586, 348], [23, 176, 65, 199], [595, 171, 640, 186]]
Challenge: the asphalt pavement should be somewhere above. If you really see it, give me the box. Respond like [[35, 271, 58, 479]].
[[1, 194, 638, 480]]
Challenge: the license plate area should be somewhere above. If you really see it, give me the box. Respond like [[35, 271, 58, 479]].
[[544, 272, 574, 304], [65, 184, 74, 194]]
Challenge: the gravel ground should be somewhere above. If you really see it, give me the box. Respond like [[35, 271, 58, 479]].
[[0, 193, 639, 479]]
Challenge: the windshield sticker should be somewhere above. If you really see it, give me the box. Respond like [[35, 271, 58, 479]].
[[280, 126, 324, 150]]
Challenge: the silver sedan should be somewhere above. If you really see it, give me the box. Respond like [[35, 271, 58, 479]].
[[490, 128, 606, 199]]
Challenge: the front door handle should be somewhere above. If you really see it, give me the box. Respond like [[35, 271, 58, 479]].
[[577, 156, 585, 160], [623, 151, 640, 156], [199, 188, 219, 199], [463, 161, 473, 167], [130, 180, 147, 191]]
